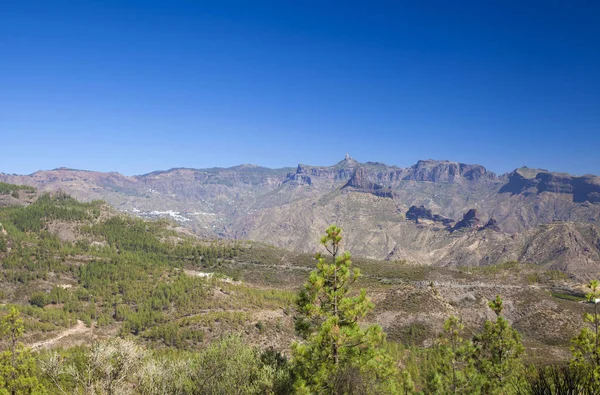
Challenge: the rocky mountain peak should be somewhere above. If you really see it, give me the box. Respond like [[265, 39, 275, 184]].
[[515, 166, 543, 179], [332, 154, 359, 169]]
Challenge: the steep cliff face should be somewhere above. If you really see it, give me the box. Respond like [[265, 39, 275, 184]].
[[500, 167, 600, 203], [281, 158, 500, 193], [295, 164, 355, 180], [403, 160, 497, 182], [282, 157, 359, 188], [285, 173, 312, 186], [342, 168, 396, 199], [573, 176, 600, 203], [498, 168, 539, 194]]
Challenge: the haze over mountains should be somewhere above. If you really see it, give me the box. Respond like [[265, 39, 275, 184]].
[[2, 156, 600, 278]]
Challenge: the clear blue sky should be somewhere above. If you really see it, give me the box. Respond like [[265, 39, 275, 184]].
[[1, 1, 599, 176]]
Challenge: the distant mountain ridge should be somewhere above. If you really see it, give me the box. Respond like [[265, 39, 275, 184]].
[[2, 156, 600, 277], [2, 156, 600, 232]]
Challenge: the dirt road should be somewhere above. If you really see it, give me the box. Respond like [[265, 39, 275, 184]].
[[30, 320, 91, 350]]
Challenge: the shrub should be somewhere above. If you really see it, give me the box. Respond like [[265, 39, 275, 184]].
[[29, 292, 48, 308]]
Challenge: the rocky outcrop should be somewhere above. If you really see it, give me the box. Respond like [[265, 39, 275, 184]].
[[480, 217, 501, 232], [405, 205, 454, 226], [295, 164, 354, 180], [498, 168, 538, 194], [343, 168, 395, 199], [282, 158, 500, 192], [285, 173, 312, 186], [283, 158, 358, 186], [500, 168, 600, 204], [452, 209, 481, 232], [573, 176, 600, 203], [536, 173, 575, 194], [403, 160, 497, 183]]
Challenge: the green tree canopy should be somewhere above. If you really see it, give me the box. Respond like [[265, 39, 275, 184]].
[[426, 316, 481, 394], [0, 307, 45, 394], [570, 279, 600, 386], [472, 295, 525, 394], [292, 225, 400, 394]]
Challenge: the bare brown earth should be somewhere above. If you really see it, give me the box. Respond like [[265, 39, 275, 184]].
[[30, 320, 92, 350]]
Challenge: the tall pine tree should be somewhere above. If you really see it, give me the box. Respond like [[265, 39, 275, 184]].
[[0, 308, 45, 394], [472, 295, 524, 394], [292, 225, 400, 394], [427, 316, 481, 394], [570, 279, 600, 386]]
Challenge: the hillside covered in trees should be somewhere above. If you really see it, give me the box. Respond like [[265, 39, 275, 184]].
[[0, 186, 600, 393]]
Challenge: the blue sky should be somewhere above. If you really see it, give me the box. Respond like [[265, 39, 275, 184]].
[[1, 1, 599, 176]]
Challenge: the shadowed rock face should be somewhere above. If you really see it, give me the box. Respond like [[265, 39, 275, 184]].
[[342, 168, 396, 199], [480, 217, 501, 232], [452, 209, 481, 231], [285, 173, 312, 186], [536, 173, 575, 194], [345, 168, 381, 190], [500, 168, 600, 203], [573, 176, 600, 203], [405, 205, 434, 221], [499, 169, 539, 194], [405, 205, 454, 226], [282, 158, 359, 188]]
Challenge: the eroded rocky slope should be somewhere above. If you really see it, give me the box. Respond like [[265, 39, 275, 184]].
[[2, 157, 600, 277]]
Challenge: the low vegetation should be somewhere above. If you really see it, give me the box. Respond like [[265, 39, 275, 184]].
[[0, 182, 35, 198], [0, 187, 600, 393]]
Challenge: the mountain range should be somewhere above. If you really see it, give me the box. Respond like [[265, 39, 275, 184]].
[[3, 156, 600, 278]]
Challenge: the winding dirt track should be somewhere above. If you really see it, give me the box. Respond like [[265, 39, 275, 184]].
[[30, 320, 91, 350]]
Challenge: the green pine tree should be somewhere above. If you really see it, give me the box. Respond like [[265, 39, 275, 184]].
[[0, 307, 45, 395], [472, 295, 525, 394], [292, 225, 401, 394], [427, 316, 481, 394], [570, 279, 600, 386]]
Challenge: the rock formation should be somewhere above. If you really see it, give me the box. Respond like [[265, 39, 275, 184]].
[[402, 160, 497, 182], [500, 167, 600, 203], [480, 217, 501, 232], [405, 205, 454, 226], [342, 168, 395, 199], [452, 209, 481, 231]]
